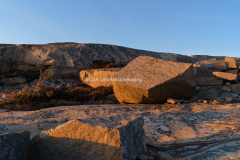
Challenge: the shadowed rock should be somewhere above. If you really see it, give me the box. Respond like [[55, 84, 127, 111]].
[[196, 77, 223, 86], [0, 131, 30, 160], [194, 67, 213, 78]]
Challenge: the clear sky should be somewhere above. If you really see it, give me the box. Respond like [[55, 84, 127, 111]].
[[1, 0, 240, 57]]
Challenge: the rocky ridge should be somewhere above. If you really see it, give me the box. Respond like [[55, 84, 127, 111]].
[[2, 42, 239, 78]]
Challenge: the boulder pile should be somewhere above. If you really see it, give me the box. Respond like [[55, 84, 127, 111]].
[[192, 57, 240, 104]]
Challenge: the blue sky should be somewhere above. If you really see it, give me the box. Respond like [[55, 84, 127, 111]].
[[1, 0, 240, 57]]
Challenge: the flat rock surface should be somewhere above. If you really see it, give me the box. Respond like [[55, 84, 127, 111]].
[[1, 103, 240, 159]]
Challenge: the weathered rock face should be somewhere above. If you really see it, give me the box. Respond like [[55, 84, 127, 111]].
[[30, 114, 147, 160], [0, 131, 30, 160], [80, 68, 122, 88], [112, 56, 196, 104], [0, 43, 199, 77]]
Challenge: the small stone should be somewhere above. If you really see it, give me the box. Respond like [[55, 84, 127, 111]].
[[148, 150, 158, 158], [137, 154, 155, 160], [231, 84, 240, 94], [225, 97, 233, 103], [200, 86, 207, 91], [215, 97, 225, 102], [226, 82, 232, 86], [167, 98, 182, 104], [190, 96, 198, 102], [196, 86, 200, 91], [183, 105, 192, 111], [221, 86, 231, 92], [1, 93, 7, 98], [212, 100, 219, 104], [0, 109, 11, 113], [197, 99, 203, 103], [203, 100, 208, 104], [220, 93, 239, 98], [157, 151, 174, 160]]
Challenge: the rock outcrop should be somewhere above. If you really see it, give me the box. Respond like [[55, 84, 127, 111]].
[[112, 56, 196, 104], [0, 43, 199, 77]]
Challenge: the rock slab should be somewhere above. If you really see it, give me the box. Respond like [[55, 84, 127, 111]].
[[0, 131, 30, 160], [29, 114, 147, 160], [213, 72, 238, 82], [80, 68, 122, 88], [112, 56, 196, 104]]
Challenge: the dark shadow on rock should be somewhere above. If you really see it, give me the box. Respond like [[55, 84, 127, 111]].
[[29, 136, 140, 160]]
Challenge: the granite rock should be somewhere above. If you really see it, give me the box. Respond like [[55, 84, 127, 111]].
[[112, 56, 196, 104], [29, 114, 147, 160]]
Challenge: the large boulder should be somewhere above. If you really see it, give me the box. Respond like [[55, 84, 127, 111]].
[[112, 56, 196, 104], [29, 114, 147, 160], [80, 68, 122, 88]]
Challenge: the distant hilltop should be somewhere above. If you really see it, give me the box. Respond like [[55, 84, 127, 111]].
[[0, 43, 16, 47], [0, 42, 238, 74]]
